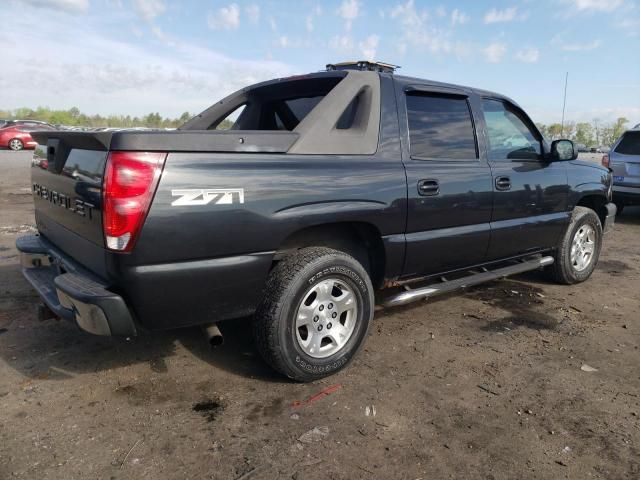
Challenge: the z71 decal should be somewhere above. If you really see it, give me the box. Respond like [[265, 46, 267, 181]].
[[171, 189, 245, 206]]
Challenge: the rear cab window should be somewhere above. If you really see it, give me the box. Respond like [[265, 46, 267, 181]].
[[406, 92, 478, 160], [614, 131, 640, 155]]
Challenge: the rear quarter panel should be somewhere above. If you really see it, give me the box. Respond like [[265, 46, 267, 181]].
[[136, 152, 406, 262]]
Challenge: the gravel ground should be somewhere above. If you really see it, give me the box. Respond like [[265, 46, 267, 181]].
[[0, 149, 638, 480]]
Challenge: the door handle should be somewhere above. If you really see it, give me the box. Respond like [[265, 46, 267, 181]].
[[417, 179, 440, 196], [495, 176, 511, 191]]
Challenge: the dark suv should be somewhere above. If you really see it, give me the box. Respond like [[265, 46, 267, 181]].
[[606, 127, 640, 213]]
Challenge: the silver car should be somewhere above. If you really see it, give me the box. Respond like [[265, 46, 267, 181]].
[[608, 127, 640, 214]]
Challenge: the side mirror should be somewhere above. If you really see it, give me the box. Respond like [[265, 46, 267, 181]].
[[550, 139, 578, 161]]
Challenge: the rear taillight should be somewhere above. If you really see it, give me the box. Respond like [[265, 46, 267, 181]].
[[103, 151, 166, 252], [601, 154, 610, 168]]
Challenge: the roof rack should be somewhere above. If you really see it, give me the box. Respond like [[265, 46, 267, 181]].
[[326, 61, 399, 74]]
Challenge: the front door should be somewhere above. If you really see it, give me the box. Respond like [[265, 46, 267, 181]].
[[480, 98, 569, 260], [399, 85, 493, 276]]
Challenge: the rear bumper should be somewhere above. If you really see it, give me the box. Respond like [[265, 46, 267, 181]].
[[16, 235, 137, 336], [604, 202, 616, 234]]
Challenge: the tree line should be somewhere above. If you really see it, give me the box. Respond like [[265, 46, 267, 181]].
[[0, 107, 193, 129], [536, 117, 630, 147], [1, 107, 633, 146]]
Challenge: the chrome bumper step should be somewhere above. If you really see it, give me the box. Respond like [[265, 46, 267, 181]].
[[383, 256, 554, 308]]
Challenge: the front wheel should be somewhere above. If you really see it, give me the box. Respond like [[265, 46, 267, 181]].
[[9, 138, 24, 151], [549, 206, 603, 284], [253, 247, 374, 382]]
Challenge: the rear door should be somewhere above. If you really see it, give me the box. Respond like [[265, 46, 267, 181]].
[[479, 98, 568, 260], [398, 84, 493, 276], [610, 130, 640, 192]]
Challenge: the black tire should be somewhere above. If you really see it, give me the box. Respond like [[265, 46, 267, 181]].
[[253, 247, 374, 382], [9, 138, 24, 151], [549, 206, 603, 285]]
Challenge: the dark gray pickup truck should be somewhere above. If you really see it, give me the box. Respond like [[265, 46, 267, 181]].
[[18, 61, 615, 381]]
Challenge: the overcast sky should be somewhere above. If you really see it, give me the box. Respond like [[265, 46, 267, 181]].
[[1, 0, 639, 124]]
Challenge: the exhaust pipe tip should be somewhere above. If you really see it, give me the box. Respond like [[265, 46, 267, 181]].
[[203, 323, 224, 347], [209, 335, 224, 347]]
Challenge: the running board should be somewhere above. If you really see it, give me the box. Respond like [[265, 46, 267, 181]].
[[383, 256, 554, 308]]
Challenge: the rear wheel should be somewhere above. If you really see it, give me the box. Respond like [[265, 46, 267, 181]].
[[8, 138, 24, 151], [549, 206, 602, 284], [253, 247, 374, 381]]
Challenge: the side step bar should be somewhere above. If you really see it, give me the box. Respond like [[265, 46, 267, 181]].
[[383, 256, 554, 308]]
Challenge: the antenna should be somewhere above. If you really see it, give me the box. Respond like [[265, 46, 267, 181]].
[[561, 72, 568, 137]]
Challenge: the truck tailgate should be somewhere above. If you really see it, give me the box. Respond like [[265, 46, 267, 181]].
[[30, 132, 110, 276]]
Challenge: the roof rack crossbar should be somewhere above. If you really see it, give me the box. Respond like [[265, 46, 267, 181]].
[[326, 60, 399, 74]]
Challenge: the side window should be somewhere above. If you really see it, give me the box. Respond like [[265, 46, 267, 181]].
[[482, 99, 541, 161], [406, 93, 477, 160]]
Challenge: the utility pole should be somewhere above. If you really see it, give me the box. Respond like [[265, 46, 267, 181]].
[[561, 72, 568, 137]]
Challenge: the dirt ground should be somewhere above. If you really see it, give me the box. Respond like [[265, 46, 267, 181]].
[[0, 150, 638, 480]]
